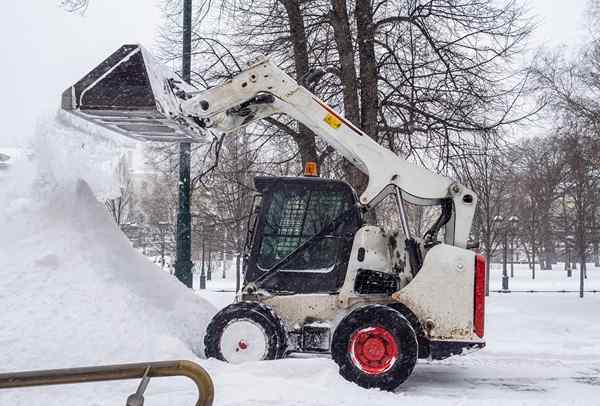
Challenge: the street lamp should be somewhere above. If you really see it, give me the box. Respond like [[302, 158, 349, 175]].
[[174, 0, 194, 289], [493, 215, 509, 291], [508, 216, 520, 278]]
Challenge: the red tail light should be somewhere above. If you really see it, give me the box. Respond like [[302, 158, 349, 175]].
[[474, 255, 486, 338]]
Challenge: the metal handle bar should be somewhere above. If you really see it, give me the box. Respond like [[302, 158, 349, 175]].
[[0, 360, 214, 406]]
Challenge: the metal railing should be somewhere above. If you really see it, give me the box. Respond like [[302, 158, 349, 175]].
[[0, 360, 214, 406]]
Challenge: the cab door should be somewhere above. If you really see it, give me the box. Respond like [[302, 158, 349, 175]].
[[244, 177, 361, 294]]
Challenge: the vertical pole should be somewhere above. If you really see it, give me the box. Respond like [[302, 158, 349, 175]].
[[531, 208, 536, 280], [222, 231, 227, 279], [174, 0, 194, 288], [510, 236, 514, 278], [532, 244, 536, 280], [567, 247, 572, 278], [200, 228, 206, 290], [485, 258, 490, 297], [235, 254, 241, 293], [502, 230, 509, 291], [161, 228, 166, 269], [580, 260, 585, 298], [207, 246, 212, 281]]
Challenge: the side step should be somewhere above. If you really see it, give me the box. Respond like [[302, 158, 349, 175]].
[[0, 360, 214, 406]]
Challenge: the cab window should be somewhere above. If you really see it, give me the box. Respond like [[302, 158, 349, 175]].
[[257, 189, 351, 271]]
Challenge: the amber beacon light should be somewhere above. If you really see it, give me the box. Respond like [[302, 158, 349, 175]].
[[304, 161, 319, 177]]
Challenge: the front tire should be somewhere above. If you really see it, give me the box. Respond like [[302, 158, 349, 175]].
[[204, 302, 287, 363], [331, 305, 418, 391]]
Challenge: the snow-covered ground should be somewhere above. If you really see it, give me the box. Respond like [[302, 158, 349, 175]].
[[193, 275, 600, 406], [1, 119, 600, 405]]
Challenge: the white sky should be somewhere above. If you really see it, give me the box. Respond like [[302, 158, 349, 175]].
[[0, 0, 589, 148], [0, 1, 162, 148], [527, 0, 588, 48]]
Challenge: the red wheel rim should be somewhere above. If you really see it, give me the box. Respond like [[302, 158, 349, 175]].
[[349, 326, 399, 375]]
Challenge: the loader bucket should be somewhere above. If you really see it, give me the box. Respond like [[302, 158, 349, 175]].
[[62, 44, 204, 143]]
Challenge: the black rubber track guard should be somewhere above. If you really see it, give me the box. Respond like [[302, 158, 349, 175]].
[[331, 305, 418, 391], [204, 302, 287, 361]]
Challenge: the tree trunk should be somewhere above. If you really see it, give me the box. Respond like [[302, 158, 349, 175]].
[[594, 241, 600, 267], [329, 0, 360, 125], [207, 248, 212, 281], [579, 254, 586, 298], [355, 1, 378, 139], [281, 0, 318, 167], [531, 241, 536, 279], [328, 0, 367, 190], [235, 253, 241, 293], [542, 239, 555, 270], [522, 244, 532, 270], [221, 237, 226, 279], [485, 253, 491, 296], [352, 0, 378, 193], [539, 204, 554, 270], [484, 238, 492, 296]]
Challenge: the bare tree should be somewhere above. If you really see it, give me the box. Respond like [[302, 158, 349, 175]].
[[452, 131, 511, 294], [559, 123, 599, 291], [510, 135, 566, 271], [529, 1, 600, 280], [158, 0, 537, 192], [212, 134, 256, 254], [104, 179, 132, 226]]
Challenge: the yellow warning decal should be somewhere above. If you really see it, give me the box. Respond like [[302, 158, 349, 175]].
[[324, 114, 342, 129]]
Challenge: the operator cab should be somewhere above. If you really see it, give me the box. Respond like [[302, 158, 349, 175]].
[[243, 176, 362, 294]]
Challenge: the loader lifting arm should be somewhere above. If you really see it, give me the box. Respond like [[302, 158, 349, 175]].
[[178, 57, 477, 248], [62, 46, 476, 248]]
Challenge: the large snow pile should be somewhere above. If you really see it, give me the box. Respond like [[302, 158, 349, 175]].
[[0, 117, 216, 404]]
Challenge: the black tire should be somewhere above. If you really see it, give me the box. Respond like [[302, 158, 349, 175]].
[[387, 302, 430, 359], [204, 301, 287, 362], [331, 305, 418, 391]]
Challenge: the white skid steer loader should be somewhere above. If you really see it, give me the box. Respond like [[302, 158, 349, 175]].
[[63, 45, 487, 391]]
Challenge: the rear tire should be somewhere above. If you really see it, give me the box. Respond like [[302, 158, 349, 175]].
[[204, 302, 287, 363], [331, 305, 418, 391]]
